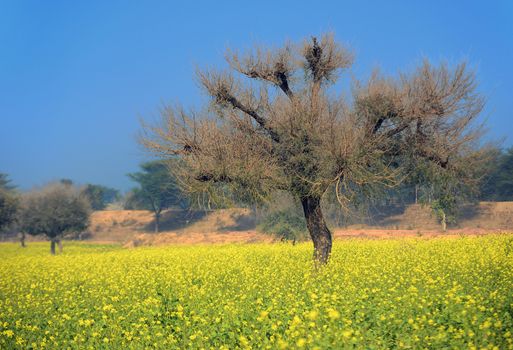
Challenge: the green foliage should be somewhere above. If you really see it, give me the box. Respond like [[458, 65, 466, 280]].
[[19, 183, 91, 239], [258, 209, 308, 242], [0, 236, 512, 348], [60, 178, 73, 186], [430, 196, 456, 228], [122, 190, 146, 210], [127, 160, 187, 212], [81, 184, 120, 210], [0, 174, 18, 231], [0, 173, 16, 191], [481, 147, 513, 201], [0, 190, 18, 231], [257, 195, 308, 241]]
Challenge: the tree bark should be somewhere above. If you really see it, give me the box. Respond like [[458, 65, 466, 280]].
[[301, 196, 332, 265], [58, 239, 63, 253], [440, 210, 447, 232], [50, 239, 56, 255], [20, 232, 26, 248], [154, 212, 160, 233]]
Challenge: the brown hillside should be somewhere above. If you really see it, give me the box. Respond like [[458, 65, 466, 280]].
[[368, 202, 513, 230], [83, 202, 513, 246], [88, 208, 266, 245]]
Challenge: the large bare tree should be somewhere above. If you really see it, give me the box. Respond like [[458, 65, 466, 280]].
[[142, 34, 485, 264]]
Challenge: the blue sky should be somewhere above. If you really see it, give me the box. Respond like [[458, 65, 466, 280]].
[[1, 1, 512, 191]]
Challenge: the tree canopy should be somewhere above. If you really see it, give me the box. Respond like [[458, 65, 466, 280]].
[[19, 183, 91, 254], [142, 34, 487, 264], [128, 160, 186, 232], [480, 147, 513, 201], [0, 173, 18, 232], [81, 184, 120, 210]]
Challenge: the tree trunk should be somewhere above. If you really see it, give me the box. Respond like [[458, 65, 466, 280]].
[[50, 239, 56, 255], [20, 232, 26, 248], [301, 196, 332, 265], [440, 210, 447, 232], [154, 213, 160, 233], [58, 239, 63, 253]]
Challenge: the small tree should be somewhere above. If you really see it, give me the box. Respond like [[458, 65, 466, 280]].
[[481, 147, 513, 201], [19, 183, 91, 254], [81, 184, 120, 210], [142, 34, 486, 264], [0, 173, 16, 191], [0, 173, 19, 244], [128, 160, 185, 232]]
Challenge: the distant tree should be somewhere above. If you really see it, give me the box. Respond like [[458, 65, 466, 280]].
[[122, 190, 143, 210], [481, 147, 513, 201], [81, 184, 120, 210], [142, 34, 487, 264], [128, 160, 185, 232], [0, 173, 16, 191], [19, 183, 91, 254], [0, 173, 19, 235], [401, 147, 493, 231], [60, 178, 73, 186]]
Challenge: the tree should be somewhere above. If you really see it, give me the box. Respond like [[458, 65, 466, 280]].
[[60, 178, 74, 186], [142, 34, 486, 264], [480, 147, 513, 201], [397, 146, 493, 231], [128, 160, 185, 232], [0, 174, 18, 234], [0, 173, 16, 191], [81, 184, 120, 210], [19, 183, 91, 254]]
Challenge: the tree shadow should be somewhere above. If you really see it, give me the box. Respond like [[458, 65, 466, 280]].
[[367, 203, 408, 226], [458, 202, 485, 221], [219, 211, 256, 231], [144, 210, 209, 232], [144, 209, 257, 233]]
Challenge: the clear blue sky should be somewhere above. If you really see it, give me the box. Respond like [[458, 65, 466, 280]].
[[1, 1, 512, 192]]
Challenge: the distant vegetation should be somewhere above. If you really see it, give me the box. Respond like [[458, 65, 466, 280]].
[[18, 182, 91, 254], [126, 160, 188, 232], [480, 147, 513, 201], [0, 173, 18, 232], [81, 184, 120, 210]]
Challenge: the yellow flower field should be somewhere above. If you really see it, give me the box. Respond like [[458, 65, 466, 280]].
[[1, 235, 512, 349]]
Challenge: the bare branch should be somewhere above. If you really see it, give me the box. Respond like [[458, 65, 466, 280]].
[[227, 46, 294, 98], [197, 69, 281, 143]]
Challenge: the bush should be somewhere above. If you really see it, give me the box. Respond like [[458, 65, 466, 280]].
[[258, 208, 308, 242]]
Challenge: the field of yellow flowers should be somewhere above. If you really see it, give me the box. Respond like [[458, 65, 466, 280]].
[[1, 235, 512, 349]]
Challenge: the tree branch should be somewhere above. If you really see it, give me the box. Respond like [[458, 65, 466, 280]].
[[211, 82, 281, 143], [195, 172, 233, 183], [227, 48, 294, 99]]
